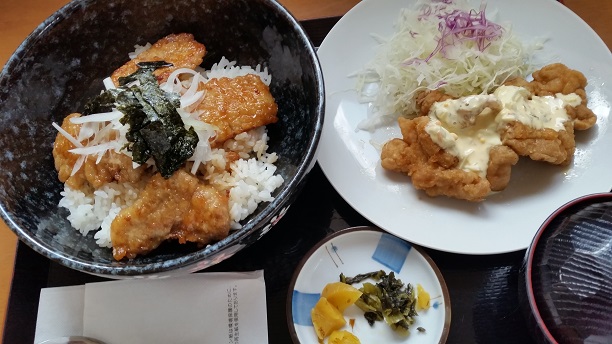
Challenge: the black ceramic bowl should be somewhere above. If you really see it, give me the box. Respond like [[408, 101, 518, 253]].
[[519, 193, 612, 343], [0, 0, 324, 277]]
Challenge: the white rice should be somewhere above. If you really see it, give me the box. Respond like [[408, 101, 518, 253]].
[[59, 182, 140, 247], [57, 53, 283, 248], [226, 158, 284, 228], [207, 127, 284, 228]]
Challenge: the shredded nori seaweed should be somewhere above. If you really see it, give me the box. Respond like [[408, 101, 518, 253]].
[[83, 61, 198, 178], [341, 270, 418, 335]]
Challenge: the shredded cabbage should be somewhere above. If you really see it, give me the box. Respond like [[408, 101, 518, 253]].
[[356, 0, 544, 130]]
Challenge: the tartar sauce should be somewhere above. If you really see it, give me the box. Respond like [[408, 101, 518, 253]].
[[494, 85, 581, 130], [425, 86, 580, 177]]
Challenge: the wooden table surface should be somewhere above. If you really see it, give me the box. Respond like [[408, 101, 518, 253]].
[[0, 0, 609, 340]]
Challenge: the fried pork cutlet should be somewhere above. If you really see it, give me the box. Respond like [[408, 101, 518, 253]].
[[196, 74, 279, 146], [110, 33, 206, 86], [53, 113, 88, 190], [111, 170, 231, 260], [111, 33, 277, 147], [52, 113, 150, 192], [55, 33, 206, 192]]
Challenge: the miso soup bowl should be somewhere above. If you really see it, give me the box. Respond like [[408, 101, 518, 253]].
[[519, 193, 612, 343]]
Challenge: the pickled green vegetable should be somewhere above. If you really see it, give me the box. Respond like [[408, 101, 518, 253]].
[[341, 270, 418, 335]]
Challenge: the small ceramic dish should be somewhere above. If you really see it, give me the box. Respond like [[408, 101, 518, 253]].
[[519, 193, 612, 343], [287, 226, 451, 343]]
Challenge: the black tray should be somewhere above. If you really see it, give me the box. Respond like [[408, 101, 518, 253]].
[[2, 18, 536, 344]]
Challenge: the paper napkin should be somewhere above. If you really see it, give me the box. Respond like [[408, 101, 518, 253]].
[[35, 270, 268, 344]]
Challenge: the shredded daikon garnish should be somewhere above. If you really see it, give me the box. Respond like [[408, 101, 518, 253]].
[[69, 141, 122, 156], [207, 56, 272, 86], [128, 43, 151, 60], [69, 111, 122, 124], [161, 68, 208, 110], [356, 0, 544, 130], [102, 77, 115, 90], [52, 122, 84, 148], [176, 107, 218, 174]]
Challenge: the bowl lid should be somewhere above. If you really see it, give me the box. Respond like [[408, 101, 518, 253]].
[[525, 193, 612, 343]]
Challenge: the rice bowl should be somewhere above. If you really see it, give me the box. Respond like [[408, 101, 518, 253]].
[[54, 44, 286, 258], [0, 0, 324, 277]]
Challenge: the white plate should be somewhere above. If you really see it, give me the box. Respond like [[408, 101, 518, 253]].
[[287, 227, 451, 344], [316, 0, 612, 254]]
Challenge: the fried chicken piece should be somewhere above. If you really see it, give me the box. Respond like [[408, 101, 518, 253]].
[[532, 63, 587, 96], [415, 90, 454, 117], [499, 63, 596, 165], [381, 117, 517, 202], [383, 63, 595, 201], [564, 101, 596, 131], [486, 145, 520, 191], [53, 113, 149, 191], [397, 116, 458, 169], [381, 138, 489, 202], [501, 121, 575, 166], [505, 63, 596, 130], [196, 74, 278, 146], [111, 33, 206, 86], [110, 170, 231, 260]]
